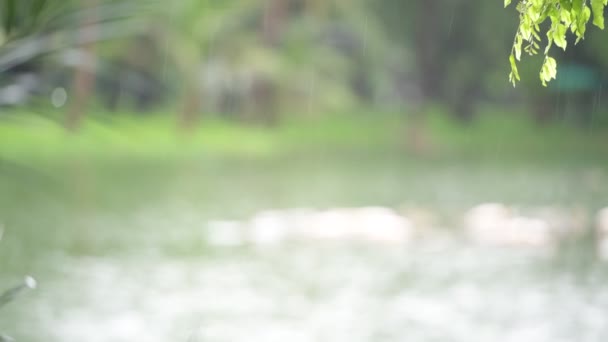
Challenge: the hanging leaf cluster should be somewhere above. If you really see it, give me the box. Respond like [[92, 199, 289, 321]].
[[505, 0, 607, 86]]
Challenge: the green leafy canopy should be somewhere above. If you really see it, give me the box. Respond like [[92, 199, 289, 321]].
[[506, 0, 607, 86]]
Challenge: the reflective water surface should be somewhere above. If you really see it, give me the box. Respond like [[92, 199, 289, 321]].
[[2, 159, 608, 342]]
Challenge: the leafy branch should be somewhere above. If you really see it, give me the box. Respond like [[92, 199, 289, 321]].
[[506, 0, 607, 86]]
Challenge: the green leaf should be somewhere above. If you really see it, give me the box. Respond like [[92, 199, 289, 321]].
[[514, 34, 523, 60], [575, 5, 591, 41], [509, 53, 520, 86], [540, 56, 557, 86], [553, 23, 568, 49], [505, 0, 512, 7], [591, 0, 606, 29], [560, 0, 572, 11]]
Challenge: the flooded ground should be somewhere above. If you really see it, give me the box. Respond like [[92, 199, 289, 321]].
[[1, 156, 608, 341]]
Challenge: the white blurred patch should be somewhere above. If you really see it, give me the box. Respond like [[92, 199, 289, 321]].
[[205, 220, 245, 247], [24, 276, 37, 289], [596, 208, 608, 236], [205, 207, 414, 247], [248, 210, 294, 245], [246, 207, 413, 245], [51, 87, 68, 108], [0, 84, 28, 105], [596, 207, 608, 260], [304, 207, 413, 244], [464, 203, 555, 248]]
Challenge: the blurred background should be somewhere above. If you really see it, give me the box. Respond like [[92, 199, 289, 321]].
[[1, 1, 608, 341]]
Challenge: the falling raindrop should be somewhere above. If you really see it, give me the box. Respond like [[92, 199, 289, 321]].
[[51, 87, 68, 108], [597, 83, 603, 111], [447, 8, 455, 38], [307, 72, 316, 116], [362, 13, 369, 55], [162, 1, 177, 82]]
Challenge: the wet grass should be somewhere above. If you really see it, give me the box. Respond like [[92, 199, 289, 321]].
[[0, 107, 607, 164]]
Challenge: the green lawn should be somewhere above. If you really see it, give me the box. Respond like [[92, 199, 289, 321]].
[[0, 108, 606, 164]]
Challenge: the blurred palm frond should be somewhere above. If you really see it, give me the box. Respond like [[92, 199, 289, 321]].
[[0, 0, 153, 72]]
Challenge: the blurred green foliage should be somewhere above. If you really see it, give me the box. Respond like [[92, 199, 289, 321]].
[[0, 0, 606, 134]]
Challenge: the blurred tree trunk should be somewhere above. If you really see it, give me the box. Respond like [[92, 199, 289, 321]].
[[413, 1, 442, 101], [66, 0, 98, 132], [453, 82, 479, 123], [175, 42, 202, 133], [243, 0, 286, 126], [306, 0, 329, 19], [249, 76, 278, 126], [533, 94, 555, 124], [262, 0, 288, 46], [404, 0, 443, 155], [178, 82, 201, 132]]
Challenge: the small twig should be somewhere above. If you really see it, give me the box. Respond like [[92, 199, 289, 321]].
[[0, 276, 37, 309], [0, 333, 15, 342]]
